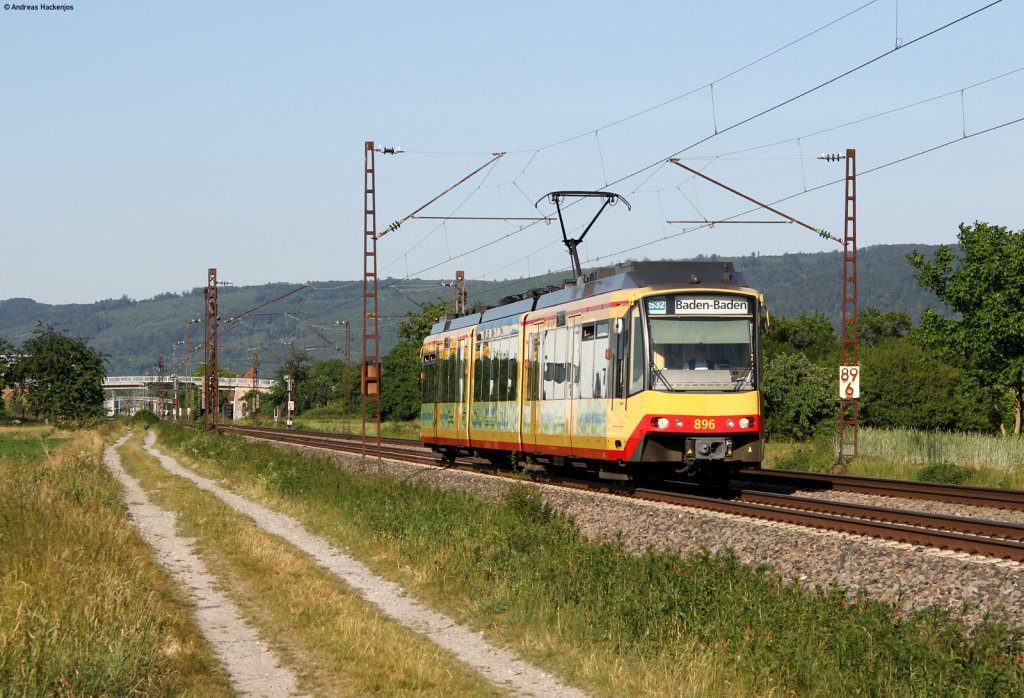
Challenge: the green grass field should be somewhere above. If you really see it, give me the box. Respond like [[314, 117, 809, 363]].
[[0, 426, 232, 696], [154, 423, 1024, 696]]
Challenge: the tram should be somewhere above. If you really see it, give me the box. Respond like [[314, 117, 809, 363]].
[[420, 260, 764, 481]]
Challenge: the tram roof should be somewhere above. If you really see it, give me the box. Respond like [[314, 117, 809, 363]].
[[534, 261, 750, 310], [428, 260, 752, 335]]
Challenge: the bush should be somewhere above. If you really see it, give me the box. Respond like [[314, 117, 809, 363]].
[[773, 443, 834, 473], [916, 462, 973, 485], [761, 352, 837, 440], [130, 410, 160, 428]]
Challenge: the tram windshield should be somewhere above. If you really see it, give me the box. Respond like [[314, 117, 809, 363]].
[[646, 314, 755, 392]]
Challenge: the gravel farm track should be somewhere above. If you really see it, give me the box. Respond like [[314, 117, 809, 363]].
[[110, 430, 589, 698]]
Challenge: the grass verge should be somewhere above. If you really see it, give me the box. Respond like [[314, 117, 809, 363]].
[[157, 424, 1024, 697], [766, 429, 1024, 488], [234, 413, 422, 439], [0, 426, 232, 696], [117, 430, 499, 696]]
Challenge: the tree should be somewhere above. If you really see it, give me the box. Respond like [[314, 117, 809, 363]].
[[859, 337, 990, 431], [857, 306, 913, 348], [298, 358, 350, 411], [380, 301, 448, 421], [909, 222, 1024, 436], [762, 311, 838, 363], [761, 352, 836, 440], [13, 323, 107, 422], [265, 347, 313, 412], [0, 337, 14, 418]]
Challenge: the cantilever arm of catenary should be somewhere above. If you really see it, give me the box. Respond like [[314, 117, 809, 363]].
[[668, 158, 839, 243], [378, 152, 506, 238]]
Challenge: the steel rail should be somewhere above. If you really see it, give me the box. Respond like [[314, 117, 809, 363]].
[[633, 487, 1024, 562], [733, 490, 1024, 543], [738, 468, 1024, 511]]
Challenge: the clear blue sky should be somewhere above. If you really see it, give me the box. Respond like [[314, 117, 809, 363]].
[[2, 0, 1022, 305]]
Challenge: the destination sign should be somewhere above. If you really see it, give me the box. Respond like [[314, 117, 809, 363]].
[[668, 295, 751, 316], [646, 298, 668, 315]]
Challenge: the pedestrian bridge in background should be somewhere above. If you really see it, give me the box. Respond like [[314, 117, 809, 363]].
[[104, 376, 277, 390]]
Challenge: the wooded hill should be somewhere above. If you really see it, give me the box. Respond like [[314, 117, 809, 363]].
[[0, 244, 948, 375]]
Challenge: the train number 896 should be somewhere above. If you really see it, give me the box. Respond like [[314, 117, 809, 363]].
[[693, 418, 716, 430]]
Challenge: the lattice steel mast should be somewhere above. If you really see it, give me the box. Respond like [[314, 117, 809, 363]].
[[838, 149, 859, 466], [203, 268, 219, 430], [362, 142, 381, 457]]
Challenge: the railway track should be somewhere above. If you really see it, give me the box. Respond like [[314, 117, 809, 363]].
[[218, 425, 1024, 563], [737, 468, 1024, 511]]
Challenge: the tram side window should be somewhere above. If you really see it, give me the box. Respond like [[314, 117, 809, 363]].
[[629, 309, 645, 395], [421, 353, 437, 402], [508, 331, 519, 401], [500, 337, 509, 401], [446, 347, 458, 403], [595, 321, 609, 398], [473, 342, 485, 402], [491, 340, 499, 400], [580, 325, 595, 399], [542, 327, 569, 400], [542, 330, 554, 399], [446, 349, 455, 403], [528, 334, 540, 401], [457, 344, 466, 403], [578, 322, 611, 399], [613, 313, 628, 399], [554, 327, 567, 400], [437, 350, 447, 403]]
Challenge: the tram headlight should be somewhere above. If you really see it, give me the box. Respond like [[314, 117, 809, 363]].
[[726, 419, 735, 428], [652, 417, 670, 429], [674, 419, 683, 428], [739, 417, 752, 429]]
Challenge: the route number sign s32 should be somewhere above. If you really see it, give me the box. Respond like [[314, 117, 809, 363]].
[[839, 365, 860, 399]]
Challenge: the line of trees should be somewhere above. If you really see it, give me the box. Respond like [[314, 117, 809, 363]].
[[763, 221, 1023, 439]]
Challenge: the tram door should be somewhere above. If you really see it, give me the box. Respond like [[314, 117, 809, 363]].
[[454, 336, 470, 445], [522, 327, 542, 451], [566, 314, 582, 454]]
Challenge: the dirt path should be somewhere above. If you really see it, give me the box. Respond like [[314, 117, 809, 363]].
[[141, 431, 588, 698], [104, 435, 301, 698]]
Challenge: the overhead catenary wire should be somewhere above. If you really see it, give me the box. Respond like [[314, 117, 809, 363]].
[[428, 108, 1024, 297], [600, 0, 1006, 195], [525, 0, 885, 153], [388, 2, 1005, 285], [373, 1, 908, 277], [618, 113, 1024, 262], [358, 1, 1013, 350], [673, 65, 1024, 165]]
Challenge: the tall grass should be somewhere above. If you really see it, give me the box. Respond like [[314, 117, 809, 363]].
[[0, 427, 231, 696], [245, 414, 422, 439], [157, 424, 1024, 696], [859, 426, 1024, 470]]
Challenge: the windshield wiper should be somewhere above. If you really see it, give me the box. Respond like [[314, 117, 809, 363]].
[[732, 367, 753, 391], [650, 363, 674, 391]]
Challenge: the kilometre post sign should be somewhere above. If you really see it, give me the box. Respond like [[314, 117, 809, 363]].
[[839, 365, 860, 399]]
